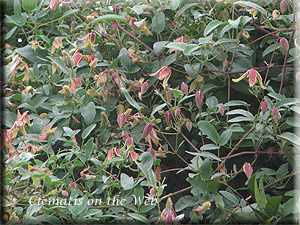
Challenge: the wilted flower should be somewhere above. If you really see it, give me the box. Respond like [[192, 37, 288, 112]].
[[181, 82, 188, 95], [30, 41, 45, 50], [232, 68, 265, 89], [51, 38, 63, 54], [80, 166, 96, 181], [164, 111, 172, 127], [58, 78, 76, 98], [149, 66, 171, 89], [160, 197, 176, 224], [78, 33, 96, 51], [280, 0, 288, 13], [194, 201, 211, 220], [272, 108, 280, 123], [117, 113, 127, 128], [129, 53, 145, 64], [143, 123, 153, 138], [223, 60, 229, 70], [261, 99, 268, 115], [141, 21, 153, 36], [243, 162, 253, 179], [195, 90, 204, 109], [279, 38, 289, 51], [218, 105, 225, 116], [8, 110, 32, 139], [272, 10, 280, 19], [73, 53, 83, 66]]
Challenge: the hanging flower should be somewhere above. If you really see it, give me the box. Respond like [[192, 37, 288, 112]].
[[194, 201, 211, 220], [232, 68, 266, 89], [117, 113, 127, 128], [149, 66, 171, 89], [243, 162, 253, 179], [218, 105, 225, 116], [143, 123, 153, 138], [107, 147, 121, 161], [195, 90, 204, 109], [126, 150, 138, 162], [78, 33, 96, 51], [8, 110, 32, 139], [160, 197, 176, 224], [272, 108, 280, 123], [181, 82, 188, 95], [279, 38, 289, 51], [272, 10, 280, 19], [247, 8, 258, 19], [51, 38, 63, 54], [39, 124, 57, 140], [261, 99, 268, 115]]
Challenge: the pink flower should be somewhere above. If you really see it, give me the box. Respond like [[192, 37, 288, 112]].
[[195, 91, 204, 109], [149, 187, 156, 197], [69, 182, 77, 190], [165, 90, 172, 103], [143, 123, 153, 138], [43, 0, 59, 10], [223, 60, 229, 70], [107, 147, 121, 161], [272, 108, 280, 123], [194, 201, 211, 220], [243, 162, 253, 179], [139, 82, 148, 100], [126, 137, 134, 148], [175, 108, 181, 118], [147, 147, 155, 158], [261, 99, 268, 115], [280, 0, 288, 13], [232, 68, 265, 89], [73, 53, 83, 66], [149, 66, 171, 80], [186, 121, 192, 132], [51, 38, 63, 54], [126, 150, 137, 161], [181, 82, 188, 95], [61, 190, 69, 197], [117, 113, 126, 128], [164, 111, 172, 127], [122, 131, 129, 140], [78, 33, 96, 51], [218, 105, 224, 116], [280, 38, 289, 51], [160, 197, 176, 224], [272, 10, 280, 19], [75, 78, 82, 87]]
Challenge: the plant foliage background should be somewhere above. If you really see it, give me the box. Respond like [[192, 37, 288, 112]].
[[2, 0, 300, 224]]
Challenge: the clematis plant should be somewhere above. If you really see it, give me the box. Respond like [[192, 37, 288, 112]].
[[78, 33, 96, 51]]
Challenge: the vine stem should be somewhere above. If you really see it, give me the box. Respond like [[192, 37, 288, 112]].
[[278, 7, 296, 94], [220, 150, 300, 160], [180, 131, 201, 153]]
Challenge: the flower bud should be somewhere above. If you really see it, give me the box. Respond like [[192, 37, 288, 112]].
[[149, 187, 156, 197], [243, 162, 253, 179], [181, 82, 188, 95], [141, 82, 148, 95], [122, 131, 129, 140], [186, 121, 192, 132], [218, 106, 224, 116], [296, 71, 300, 82], [143, 123, 153, 138], [261, 99, 268, 115], [195, 90, 204, 109], [280, 0, 288, 14], [174, 108, 181, 118], [272, 10, 280, 19], [280, 38, 289, 51], [117, 113, 126, 128], [223, 60, 229, 70], [147, 147, 155, 158], [126, 137, 134, 148], [166, 90, 172, 103], [61, 190, 69, 197], [164, 111, 172, 127], [272, 108, 280, 122]]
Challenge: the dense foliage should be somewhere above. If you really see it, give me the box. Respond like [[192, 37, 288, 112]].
[[2, 0, 300, 224]]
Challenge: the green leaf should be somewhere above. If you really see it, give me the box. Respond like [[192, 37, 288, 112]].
[[204, 20, 223, 36], [220, 191, 239, 206], [151, 12, 165, 33], [184, 63, 200, 79], [186, 151, 221, 162], [59, 9, 79, 23], [120, 173, 135, 190], [198, 121, 219, 145], [47, 56, 71, 75], [151, 103, 167, 117], [128, 213, 150, 224], [123, 203, 138, 212], [130, 6, 143, 15], [201, 158, 212, 179], [262, 43, 281, 57], [279, 132, 300, 146], [26, 204, 42, 217], [22, 0, 37, 11], [254, 174, 267, 210], [5, 26, 17, 40], [16, 45, 49, 65], [226, 109, 254, 120], [219, 129, 233, 146], [200, 144, 219, 151], [82, 124, 96, 140], [266, 196, 282, 216], [170, 0, 181, 10], [234, 1, 268, 15], [165, 42, 187, 52], [177, 3, 198, 17], [136, 152, 153, 179], [68, 195, 88, 217], [175, 195, 196, 212], [274, 98, 300, 108], [80, 102, 96, 125], [153, 41, 169, 53], [121, 88, 141, 111], [187, 176, 208, 194], [84, 137, 94, 159], [14, 0, 22, 20], [91, 14, 127, 24]]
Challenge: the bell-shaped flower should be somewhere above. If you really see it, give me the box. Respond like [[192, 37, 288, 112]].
[[117, 113, 127, 128], [126, 150, 138, 162], [107, 147, 121, 161], [43, 0, 59, 10], [139, 82, 148, 101], [247, 8, 258, 19], [218, 105, 225, 116], [149, 66, 171, 89], [20, 144, 42, 154], [141, 21, 153, 36], [272, 10, 280, 19], [261, 99, 268, 115], [8, 110, 32, 139], [51, 38, 63, 54], [160, 197, 176, 224], [164, 111, 172, 127], [78, 33, 96, 51], [243, 162, 253, 179], [186, 121, 192, 132], [232, 68, 266, 89], [272, 108, 280, 123], [280, 0, 288, 13], [73, 53, 83, 66], [39, 124, 57, 140], [147, 147, 156, 158], [280, 38, 289, 51], [181, 82, 188, 95], [195, 90, 204, 109], [143, 123, 153, 138]]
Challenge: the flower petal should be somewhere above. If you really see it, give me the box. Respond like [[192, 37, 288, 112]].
[[232, 70, 249, 83]]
